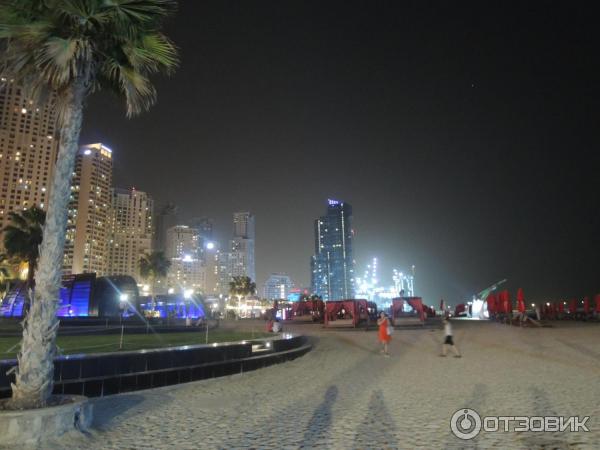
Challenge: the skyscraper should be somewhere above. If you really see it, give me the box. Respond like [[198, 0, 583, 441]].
[[264, 273, 294, 300], [311, 199, 355, 300], [230, 212, 255, 282], [165, 225, 204, 293], [153, 202, 178, 253], [108, 187, 154, 281], [63, 143, 113, 276], [0, 78, 58, 247]]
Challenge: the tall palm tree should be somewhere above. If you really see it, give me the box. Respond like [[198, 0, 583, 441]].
[[2, 206, 46, 298], [229, 276, 256, 318], [0, 0, 178, 409], [139, 251, 170, 297]]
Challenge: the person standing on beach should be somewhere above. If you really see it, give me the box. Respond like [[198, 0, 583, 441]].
[[440, 318, 461, 357], [377, 312, 392, 357]]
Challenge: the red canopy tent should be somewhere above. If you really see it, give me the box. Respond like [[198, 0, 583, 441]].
[[290, 299, 324, 321], [454, 303, 466, 317], [392, 297, 425, 322], [324, 299, 369, 327], [516, 288, 526, 313]]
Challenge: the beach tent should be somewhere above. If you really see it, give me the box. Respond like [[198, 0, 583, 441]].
[[454, 303, 466, 317], [324, 299, 369, 327], [290, 299, 324, 321], [392, 297, 426, 322], [517, 288, 526, 313]]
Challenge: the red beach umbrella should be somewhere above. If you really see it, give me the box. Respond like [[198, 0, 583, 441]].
[[558, 302, 565, 314], [583, 297, 590, 314], [569, 299, 577, 315], [595, 294, 600, 313], [486, 293, 496, 314], [516, 288, 526, 313], [502, 290, 511, 313]]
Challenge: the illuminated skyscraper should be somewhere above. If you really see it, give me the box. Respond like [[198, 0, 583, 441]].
[[230, 212, 255, 282], [311, 199, 355, 300], [108, 187, 154, 281], [165, 225, 204, 293], [264, 273, 294, 300], [63, 143, 113, 276], [0, 77, 58, 247]]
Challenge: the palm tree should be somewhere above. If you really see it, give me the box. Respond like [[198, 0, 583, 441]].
[[139, 251, 170, 298], [2, 207, 46, 300], [0, 254, 14, 300], [228, 276, 256, 319], [0, 0, 178, 409]]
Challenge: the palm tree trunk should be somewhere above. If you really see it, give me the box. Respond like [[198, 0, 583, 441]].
[[8, 78, 87, 409]]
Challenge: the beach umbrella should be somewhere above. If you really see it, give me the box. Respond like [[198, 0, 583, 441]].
[[595, 294, 600, 313], [583, 297, 590, 314], [516, 288, 526, 313], [569, 299, 577, 315], [558, 302, 565, 314], [486, 293, 496, 314], [503, 290, 511, 313]]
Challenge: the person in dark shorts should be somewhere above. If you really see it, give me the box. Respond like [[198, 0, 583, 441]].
[[440, 318, 461, 357]]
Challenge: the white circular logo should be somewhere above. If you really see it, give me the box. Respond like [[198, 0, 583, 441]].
[[450, 408, 482, 440]]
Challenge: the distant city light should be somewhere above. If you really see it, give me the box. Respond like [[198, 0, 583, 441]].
[[328, 199, 340, 206], [182, 254, 193, 262], [168, 287, 175, 294], [184, 289, 193, 299], [119, 293, 129, 301], [83, 149, 92, 155], [206, 241, 215, 250]]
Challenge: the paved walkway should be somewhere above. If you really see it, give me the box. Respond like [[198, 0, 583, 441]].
[[41, 321, 599, 449]]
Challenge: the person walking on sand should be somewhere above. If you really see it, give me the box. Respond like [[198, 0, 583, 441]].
[[440, 318, 461, 357], [377, 312, 392, 357]]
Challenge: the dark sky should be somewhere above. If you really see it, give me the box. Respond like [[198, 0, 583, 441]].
[[81, 1, 599, 305]]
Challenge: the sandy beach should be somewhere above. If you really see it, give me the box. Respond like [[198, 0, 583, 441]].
[[28, 320, 600, 449]]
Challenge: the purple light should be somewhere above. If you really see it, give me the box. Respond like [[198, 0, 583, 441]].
[[328, 199, 340, 206]]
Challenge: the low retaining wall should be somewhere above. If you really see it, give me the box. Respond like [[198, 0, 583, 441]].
[[0, 335, 309, 399]]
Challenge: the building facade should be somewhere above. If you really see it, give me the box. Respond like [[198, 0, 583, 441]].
[[0, 77, 58, 247], [311, 199, 355, 300], [263, 273, 294, 300], [108, 187, 153, 281], [229, 212, 255, 282], [165, 225, 204, 293], [63, 143, 113, 276]]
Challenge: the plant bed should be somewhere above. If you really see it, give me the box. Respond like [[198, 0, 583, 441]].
[[0, 394, 92, 446]]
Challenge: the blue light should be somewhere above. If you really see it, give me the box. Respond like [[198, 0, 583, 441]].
[[328, 199, 340, 206]]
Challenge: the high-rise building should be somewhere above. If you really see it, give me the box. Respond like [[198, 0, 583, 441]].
[[189, 217, 213, 242], [264, 273, 294, 300], [108, 187, 154, 281], [202, 240, 220, 297], [230, 212, 255, 282], [63, 143, 113, 276], [165, 225, 204, 293], [311, 199, 355, 300], [153, 203, 178, 253], [0, 78, 58, 247], [216, 251, 231, 296]]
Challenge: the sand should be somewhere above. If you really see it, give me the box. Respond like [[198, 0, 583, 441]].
[[15, 320, 600, 449]]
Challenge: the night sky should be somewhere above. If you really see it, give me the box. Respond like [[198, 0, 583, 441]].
[[81, 1, 599, 305]]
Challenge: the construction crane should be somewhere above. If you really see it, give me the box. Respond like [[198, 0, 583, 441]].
[[476, 279, 507, 301]]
